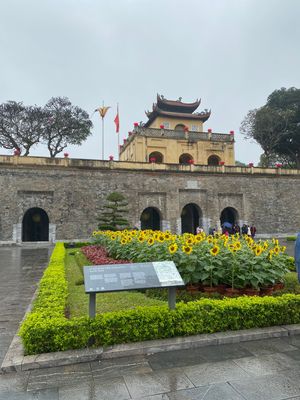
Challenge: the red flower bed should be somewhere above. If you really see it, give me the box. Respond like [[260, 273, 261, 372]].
[[81, 245, 129, 265]]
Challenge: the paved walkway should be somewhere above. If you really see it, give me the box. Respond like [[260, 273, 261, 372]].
[[1, 247, 300, 399]]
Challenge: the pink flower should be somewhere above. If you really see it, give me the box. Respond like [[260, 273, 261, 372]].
[[128, 131, 133, 136], [184, 126, 189, 132], [219, 161, 225, 165], [208, 128, 212, 133], [188, 159, 194, 164], [275, 163, 282, 168], [13, 149, 21, 156], [150, 157, 156, 163], [160, 124, 164, 129], [109, 155, 114, 161], [248, 162, 254, 167], [64, 152, 69, 158], [123, 138, 127, 144], [134, 122, 139, 127], [230, 130, 234, 135]]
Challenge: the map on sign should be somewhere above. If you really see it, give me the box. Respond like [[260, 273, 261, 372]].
[[83, 261, 184, 293]]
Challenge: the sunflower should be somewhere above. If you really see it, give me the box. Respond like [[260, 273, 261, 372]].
[[210, 245, 220, 256], [228, 244, 237, 253], [194, 234, 203, 243], [121, 238, 127, 245], [234, 241, 242, 250], [281, 246, 286, 253], [111, 235, 117, 240], [147, 237, 154, 246], [268, 249, 274, 260], [168, 243, 178, 254], [186, 237, 194, 245], [138, 236, 145, 243], [255, 246, 263, 256], [273, 245, 280, 255], [164, 233, 171, 240], [182, 245, 193, 255]]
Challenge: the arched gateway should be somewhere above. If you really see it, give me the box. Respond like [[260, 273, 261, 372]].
[[181, 203, 202, 234], [22, 207, 49, 242], [220, 207, 239, 227], [140, 207, 161, 230]]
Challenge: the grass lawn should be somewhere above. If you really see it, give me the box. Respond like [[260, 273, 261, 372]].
[[65, 249, 166, 318]]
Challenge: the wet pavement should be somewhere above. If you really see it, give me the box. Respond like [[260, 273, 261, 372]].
[[1, 247, 300, 399]]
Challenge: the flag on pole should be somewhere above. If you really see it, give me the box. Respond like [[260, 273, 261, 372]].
[[114, 105, 120, 133], [95, 106, 110, 119]]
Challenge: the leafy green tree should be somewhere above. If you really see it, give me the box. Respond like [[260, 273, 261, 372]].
[[98, 192, 130, 231], [0, 101, 44, 155], [43, 97, 93, 157], [240, 87, 300, 168]]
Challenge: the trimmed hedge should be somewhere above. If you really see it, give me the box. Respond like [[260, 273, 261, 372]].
[[19, 243, 300, 355]]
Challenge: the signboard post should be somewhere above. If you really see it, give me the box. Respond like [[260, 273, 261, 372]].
[[84, 261, 185, 318]]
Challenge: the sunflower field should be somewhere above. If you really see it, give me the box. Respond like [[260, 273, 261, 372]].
[[92, 230, 291, 291]]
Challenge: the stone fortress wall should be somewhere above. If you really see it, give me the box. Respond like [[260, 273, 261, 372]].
[[0, 155, 299, 242]]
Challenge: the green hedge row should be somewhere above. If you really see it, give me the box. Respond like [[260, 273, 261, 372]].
[[19, 243, 300, 355]]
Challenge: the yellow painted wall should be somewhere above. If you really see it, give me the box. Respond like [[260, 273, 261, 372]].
[[119, 135, 235, 165], [149, 115, 204, 132]]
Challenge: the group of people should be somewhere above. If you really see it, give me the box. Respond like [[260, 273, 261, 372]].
[[221, 223, 257, 238]]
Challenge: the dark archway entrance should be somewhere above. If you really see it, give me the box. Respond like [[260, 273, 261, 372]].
[[181, 203, 201, 234], [140, 207, 161, 230], [22, 208, 49, 242], [208, 155, 220, 166], [179, 153, 193, 164], [220, 207, 239, 228], [149, 151, 163, 163]]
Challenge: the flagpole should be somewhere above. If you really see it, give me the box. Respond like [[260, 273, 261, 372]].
[[102, 100, 104, 160], [117, 103, 120, 159]]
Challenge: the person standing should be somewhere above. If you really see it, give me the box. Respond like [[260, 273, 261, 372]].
[[295, 232, 300, 283]]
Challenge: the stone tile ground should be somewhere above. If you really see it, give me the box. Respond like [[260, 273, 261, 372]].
[[1, 247, 300, 399]]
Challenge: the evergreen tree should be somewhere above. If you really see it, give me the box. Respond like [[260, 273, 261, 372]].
[[98, 192, 130, 231]]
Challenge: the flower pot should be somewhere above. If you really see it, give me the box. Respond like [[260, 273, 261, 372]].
[[244, 288, 260, 296], [225, 288, 240, 297], [260, 286, 274, 296]]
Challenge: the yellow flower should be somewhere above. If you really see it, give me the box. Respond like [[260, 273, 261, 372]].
[[195, 234, 203, 243], [228, 244, 237, 253], [182, 245, 193, 255], [255, 246, 263, 256], [186, 237, 194, 245], [121, 238, 127, 245], [168, 243, 178, 254], [234, 242, 241, 250], [281, 246, 286, 253], [273, 245, 280, 255], [111, 235, 117, 240], [164, 233, 171, 240], [138, 236, 145, 243], [157, 234, 165, 243], [268, 249, 274, 260], [147, 238, 154, 246], [210, 245, 220, 256]]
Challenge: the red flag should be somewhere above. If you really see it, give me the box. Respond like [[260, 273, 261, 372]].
[[114, 107, 120, 133]]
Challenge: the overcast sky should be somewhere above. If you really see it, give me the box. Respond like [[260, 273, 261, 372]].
[[1, 0, 300, 164]]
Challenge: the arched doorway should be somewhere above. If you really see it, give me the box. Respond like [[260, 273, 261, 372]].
[[148, 151, 163, 163], [22, 208, 49, 241], [220, 207, 239, 231], [179, 153, 193, 164], [181, 203, 201, 234], [175, 124, 185, 131], [208, 154, 221, 166], [140, 207, 161, 230]]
